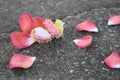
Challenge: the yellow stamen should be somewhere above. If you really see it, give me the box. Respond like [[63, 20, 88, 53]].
[[30, 29, 37, 42], [54, 19, 64, 37]]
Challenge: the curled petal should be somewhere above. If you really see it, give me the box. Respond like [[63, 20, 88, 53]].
[[54, 19, 64, 38], [31, 27, 52, 43], [33, 17, 46, 29], [10, 31, 34, 49], [73, 35, 92, 48], [44, 19, 59, 38], [108, 15, 120, 25], [76, 20, 99, 32], [19, 13, 35, 35], [104, 52, 120, 68], [9, 54, 36, 69]]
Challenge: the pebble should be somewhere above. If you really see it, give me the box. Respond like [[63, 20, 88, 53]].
[[38, 78, 42, 80], [70, 70, 74, 73]]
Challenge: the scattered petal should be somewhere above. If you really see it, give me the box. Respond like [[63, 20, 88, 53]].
[[104, 52, 120, 68], [19, 13, 35, 35], [31, 27, 52, 43], [76, 20, 99, 32], [54, 19, 64, 38], [73, 35, 92, 48], [33, 17, 46, 29], [10, 31, 34, 49], [9, 54, 36, 69], [108, 15, 120, 25], [44, 19, 59, 38]]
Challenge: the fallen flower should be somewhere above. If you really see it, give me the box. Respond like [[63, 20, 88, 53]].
[[10, 13, 64, 49], [76, 20, 99, 32], [108, 15, 120, 26], [104, 52, 120, 68], [73, 35, 92, 48], [9, 54, 36, 69]]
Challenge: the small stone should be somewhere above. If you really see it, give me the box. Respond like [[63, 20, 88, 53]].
[[40, 59, 43, 62], [90, 58, 96, 64], [85, 69, 89, 72], [38, 78, 42, 80], [26, 50, 30, 52], [101, 67, 109, 71], [73, 61, 80, 67], [70, 70, 74, 73], [110, 34, 114, 37], [81, 61, 86, 65], [101, 61, 104, 64]]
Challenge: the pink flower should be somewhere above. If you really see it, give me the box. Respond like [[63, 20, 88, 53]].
[[9, 54, 36, 69], [108, 15, 120, 26], [104, 52, 120, 68], [76, 20, 99, 32], [73, 35, 92, 48], [10, 13, 64, 49]]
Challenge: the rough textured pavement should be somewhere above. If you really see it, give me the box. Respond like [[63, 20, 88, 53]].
[[0, 0, 120, 80]]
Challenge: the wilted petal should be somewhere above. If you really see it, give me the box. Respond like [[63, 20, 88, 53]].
[[108, 15, 120, 25], [73, 35, 92, 48], [76, 20, 99, 32], [31, 27, 52, 43], [19, 13, 35, 35], [44, 19, 59, 38], [54, 19, 64, 38], [104, 52, 120, 68], [9, 54, 36, 69], [33, 17, 46, 29], [10, 31, 34, 49]]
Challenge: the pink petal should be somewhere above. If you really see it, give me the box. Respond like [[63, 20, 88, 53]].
[[31, 27, 52, 43], [76, 20, 99, 32], [10, 31, 34, 49], [73, 35, 92, 48], [44, 19, 59, 38], [108, 15, 120, 25], [9, 54, 36, 69], [33, 17, 46, 29], [19, 13, 35, 35], [104, 52, 120, 68]]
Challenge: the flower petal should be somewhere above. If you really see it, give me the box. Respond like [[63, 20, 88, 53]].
[[9, 54, 36, 69], [108, 15, 120, 25], [33, 17, 46, 29], [104, 52, 120, 68], [10, 31, 34, 49], [76, 20, 99, 32], [73, 35, 92, 48], [54, 19, 64, 38], [19, 13, 35, 35], [31, 27, 52, 43], [44, 19, 59, 38]]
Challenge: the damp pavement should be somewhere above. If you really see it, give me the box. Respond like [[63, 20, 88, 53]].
[[0, 0, 120, 80]]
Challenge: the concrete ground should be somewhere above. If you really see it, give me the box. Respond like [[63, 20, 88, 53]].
[[0, 0, 120, 80]]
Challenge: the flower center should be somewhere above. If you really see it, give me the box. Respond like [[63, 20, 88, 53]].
[[30, 27, 52, 43]]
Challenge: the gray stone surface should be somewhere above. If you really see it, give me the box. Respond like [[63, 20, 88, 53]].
[[0, 0, 120, 80]]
